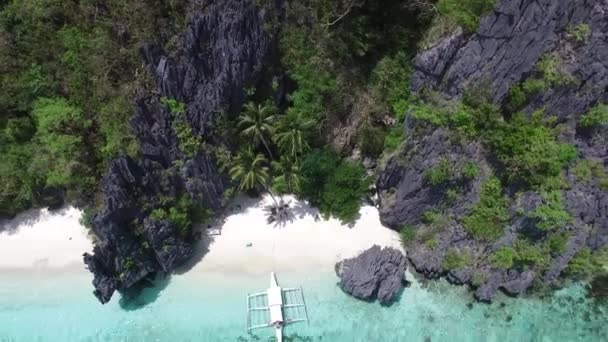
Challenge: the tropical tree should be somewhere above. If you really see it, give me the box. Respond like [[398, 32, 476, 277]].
[[271, 155, 302, 193], [229, 146, 278, 205], [238, 102, 276, 160], [273, 111, 315, 157]]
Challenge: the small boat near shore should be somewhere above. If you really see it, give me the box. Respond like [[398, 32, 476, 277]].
[[246, 272, 309, 341]]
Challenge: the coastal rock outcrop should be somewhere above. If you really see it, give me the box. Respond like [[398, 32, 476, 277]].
[[84, 0, 281, 303], [336, 245, 406, 304], [378, 0, 608, 302]]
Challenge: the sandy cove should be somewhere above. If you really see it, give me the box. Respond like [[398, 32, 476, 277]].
[[0, 195, 402, 278]]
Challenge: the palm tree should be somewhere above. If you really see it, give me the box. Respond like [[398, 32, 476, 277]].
[[229, 147, 278, 205], [271, 155, 302, 193], [273, 111, 315, 157], [238, 102, 276, 160]]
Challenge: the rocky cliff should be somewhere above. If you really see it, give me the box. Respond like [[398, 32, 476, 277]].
[[378, 0, 607, 301], [83, 0, 281, 303]]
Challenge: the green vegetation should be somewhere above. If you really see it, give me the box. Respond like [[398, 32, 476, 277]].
[[566, 23, 591, 43], [319, 161, 370, 222], [513, 238, 550, 269], [471, 272, 488, 287], [572, 159, 608, 189], [461, 161, 480, 180], [547, 232, 570, 255], [536, 54, 575, 87], [425, 238, 438, 249], [566, 248, 595, 278], [399, 225, 416, 246], [0, 0, 185, 216], [271, 155, 302, 194], [437, 0, 497, 32], [527, 191, 572, 231], [424, 158, 453, 186], [422, 209, 444, 225], [239, 102, 277, 159], [579, 103, 608, 128], [489, 112, 576, 188], [370, 51, 412, 117], [508, 54, 577, 111], [359, 126, 387, 158], [229, 147, 271, 192], [273, 111, 314, 157], [299, 150, 369, 222], [149, 195, 207, 237], [491, 247, 515, 269], [462, 178, 508, 241], [442, 249, 470, 270], [161, 97, 202, 157]]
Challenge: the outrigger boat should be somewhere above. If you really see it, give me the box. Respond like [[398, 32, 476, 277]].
[[246, 272, 309, 341]]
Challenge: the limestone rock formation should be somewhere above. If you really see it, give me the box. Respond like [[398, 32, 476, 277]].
[[378, 0, 608, 301], [83, 0, 281, 303], [336, 245, 406, 304]]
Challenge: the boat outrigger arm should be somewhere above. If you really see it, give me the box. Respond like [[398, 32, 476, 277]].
[[246, 272, 309, 342]]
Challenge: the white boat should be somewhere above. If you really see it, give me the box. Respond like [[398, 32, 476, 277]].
[[268, 272, 284, 342], [246, 272, 309, 341]]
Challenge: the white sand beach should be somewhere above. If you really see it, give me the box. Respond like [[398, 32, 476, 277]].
[[0, 207, 93, 270], [188, 194, 402, 278], [0, 195, 401, 277]]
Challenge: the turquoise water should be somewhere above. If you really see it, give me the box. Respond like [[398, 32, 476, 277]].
[[0, 267, 605, 342]]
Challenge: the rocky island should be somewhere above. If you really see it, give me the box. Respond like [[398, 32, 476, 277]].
[[0, 0, 605, 308]]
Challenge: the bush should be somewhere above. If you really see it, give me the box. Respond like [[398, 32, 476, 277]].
[[489, 112, 577, 188], [547, 232, 570, 255], [462, 178, 508, 241], [161, 97, 201, 157], [421, 209, 444, 225], [359, 126, 386, 158], [371, 51, 412, 116], [410, 103, 447, 126], [149, 195, 206, 237], [566, 247, 595, 278], [491, 247, 515, 269], [424, 158, 453, 185], [572, 159, 594, 182], [579, 103, 608, 128], [299, 149, 341, 204], [300, 149, 369, 223], [514, 239, 549, 269], [442, 249, 470, 270], [528, 191, 572, 231], [437, 0, 497, 32], [566, 23, 591, 43], [425, 238, 438, 249], [383, 126, 404, 152], [461, 161, 480, 180], [444, 188, 460, 204], [400, 225, 416, 246]]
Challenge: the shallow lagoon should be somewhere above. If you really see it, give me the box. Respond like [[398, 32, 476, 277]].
[[1, 267, 605, 342]]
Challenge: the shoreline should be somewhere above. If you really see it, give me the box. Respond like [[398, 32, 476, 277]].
[[0, 195, 402, 280], [186, 194, 402, 278], [0, 206, 92, 270]]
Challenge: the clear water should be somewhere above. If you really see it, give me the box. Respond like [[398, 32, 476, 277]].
[[0, 267, 606, 342]]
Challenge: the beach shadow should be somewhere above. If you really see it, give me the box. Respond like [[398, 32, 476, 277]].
[[0, 206, 70, 235], [173, 232, 216, 275], [290, 200, 319, 220], [119, 273, 171, 311]]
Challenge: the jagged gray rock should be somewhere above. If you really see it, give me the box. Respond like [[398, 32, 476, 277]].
[[379, 0, 608, 302], [84, 0, 281, 303], [336, 245, 406, 304]]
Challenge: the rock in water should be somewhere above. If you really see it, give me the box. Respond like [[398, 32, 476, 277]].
[[336, 245, 406, 304]]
